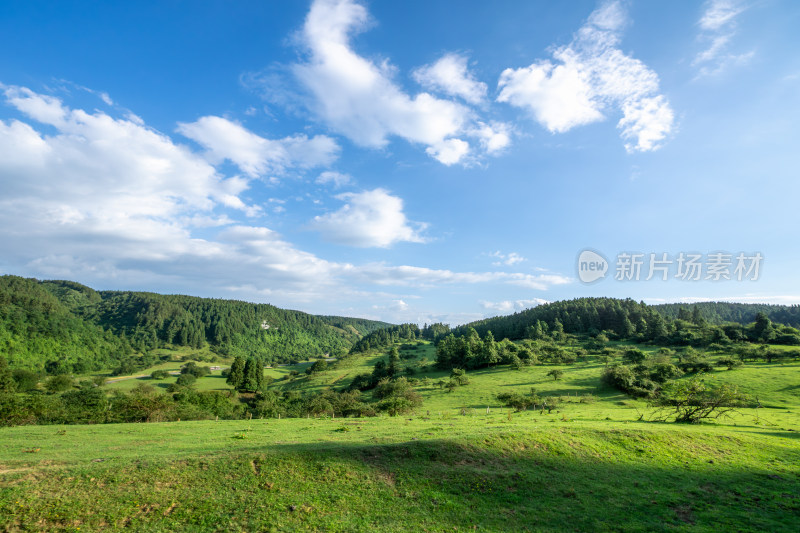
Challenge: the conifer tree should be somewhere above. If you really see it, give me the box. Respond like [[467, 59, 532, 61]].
[[226, 356, 245, 389], [481, 331, 499, 367], [387, 346, 401, 379], [241, 358, 263, 392]]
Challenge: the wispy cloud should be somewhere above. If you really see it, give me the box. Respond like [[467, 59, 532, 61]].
[[413, 53, 488, 105], [352, 264, 571, 291], [480, 298, 549, 314], [177, 115, 339, 178], [693, 0, 753, 77], [497, 1, 674, 152], [316, 170, 352, 188], [488, 251, 526, 266]]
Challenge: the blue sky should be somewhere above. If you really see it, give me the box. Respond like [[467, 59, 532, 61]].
[[1, 0, 799, 325]]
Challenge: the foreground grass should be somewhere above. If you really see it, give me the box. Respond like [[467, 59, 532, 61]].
[[2, 415, 799, 532]]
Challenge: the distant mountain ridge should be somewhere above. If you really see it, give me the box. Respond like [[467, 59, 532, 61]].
[[653, 301, 800, 328], [0, 275, 391, 373]]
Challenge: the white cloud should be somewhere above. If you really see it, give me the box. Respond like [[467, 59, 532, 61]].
[[177, 115, 339, 178], [0, 84, 572, 320], [699, 0, 746, 31], [425, 138, 470, 166], [391, 299, 409, 311], [480, 298, 550, 314], [497, 0, 673, 152], [498, 59, 602, 134], [316, 170, 352, 187], [617, 95, 675, 152], [5, 86, 69, 127], [694, 0, 752, 76], [0, 85, 355, 301], [413, 53, 488, 105], [309, 188, 426, 247], [470, 122, 512, 154], [292, 0, 473, 164], [352, 264, 571, 290], [489, 251, 526, 267]]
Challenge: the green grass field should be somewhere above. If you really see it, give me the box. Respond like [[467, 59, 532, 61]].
[[2, 415, 798, 531], [3, 341, 799, 531]]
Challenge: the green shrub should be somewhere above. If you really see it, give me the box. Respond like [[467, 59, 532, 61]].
[[45, 375, 74, 393], [176, 374, 197, 387]]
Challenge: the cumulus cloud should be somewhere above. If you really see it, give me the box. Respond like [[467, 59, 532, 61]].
[[480, 298, 549, 314], [497, 0, 674, 152], [694, 0, 752, 76], [0, 86, 254, 267], [177, 115, 339, 177], [291, 0, 478, 165], [309, 188, 426, 247], [425, 138, 470, 166], [0, 88, 343, 300], [413, 53, 488, 104], [469, 122, 512, 154], [0, 84, 570, 319]]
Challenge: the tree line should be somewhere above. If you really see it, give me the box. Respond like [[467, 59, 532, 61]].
[[444, 298, 800, 349]]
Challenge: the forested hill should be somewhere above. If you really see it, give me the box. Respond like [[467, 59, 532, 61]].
[[0, 275, 391, 373], [453, 298, 654, 340], [447, 297, 800, 346], [653, 301, 800, 328]]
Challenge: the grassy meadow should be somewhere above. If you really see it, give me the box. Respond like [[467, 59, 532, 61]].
[[2, 339, 800, 531], [2, 414, 798, 531]]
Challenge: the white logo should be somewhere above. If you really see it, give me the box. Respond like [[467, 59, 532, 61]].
[[577, 249, 608, 283]]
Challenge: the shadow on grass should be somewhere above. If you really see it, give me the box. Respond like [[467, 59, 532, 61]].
[[4, 425, 799, 532], [752, 430, 800, 440]]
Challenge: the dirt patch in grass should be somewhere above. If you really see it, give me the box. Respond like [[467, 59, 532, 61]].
[[672, 504, 696, 525]]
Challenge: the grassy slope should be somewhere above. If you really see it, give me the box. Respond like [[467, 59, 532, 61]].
[[3, 341, 800, 531], [286, 340, 800, 428], [1, 417, 798, 532]]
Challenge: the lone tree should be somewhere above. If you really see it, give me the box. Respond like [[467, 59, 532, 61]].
[[546, 369, 564, 381], [305, 359, 328, 375], [650, 377, 749, 423], [175, 373, 196, 387], [450, 368, 469, 385]]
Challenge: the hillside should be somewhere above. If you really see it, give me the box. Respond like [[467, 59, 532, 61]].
[[654, 301, 800, 327], [2, 349, 799, 531], [0, 277, 132, 374], [0, 275, 390, 373], [3, 304, 800, 530], [445, 297, 800, 348]]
